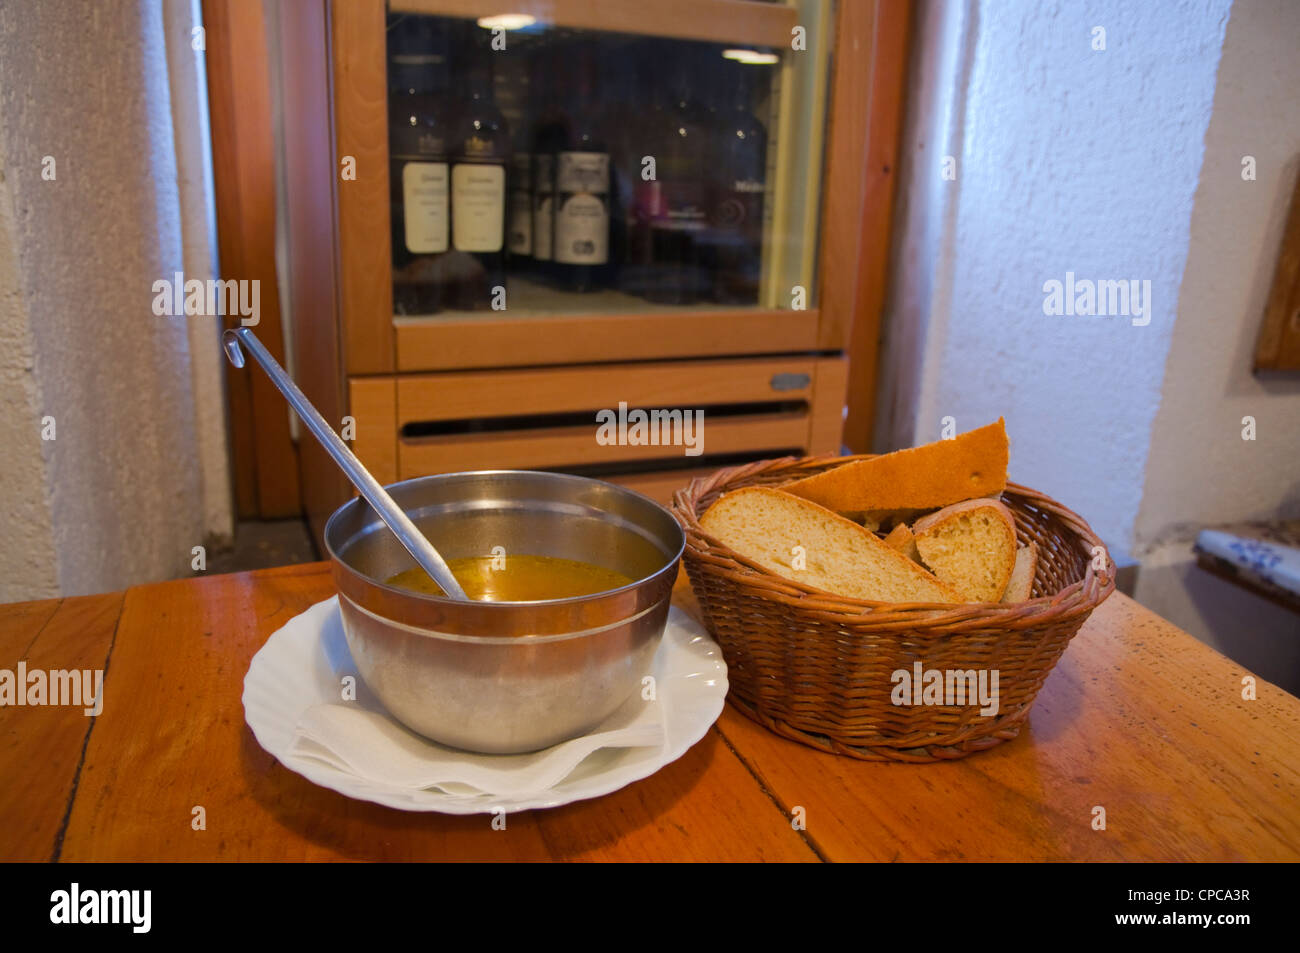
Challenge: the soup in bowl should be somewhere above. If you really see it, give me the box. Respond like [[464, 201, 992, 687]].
[[323, 470, 685, 754]]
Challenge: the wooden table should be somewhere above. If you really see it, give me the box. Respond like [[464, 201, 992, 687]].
[[2, 562, 1297, 862]]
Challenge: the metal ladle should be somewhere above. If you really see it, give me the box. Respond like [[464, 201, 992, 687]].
[[221, 327, 470, 601]]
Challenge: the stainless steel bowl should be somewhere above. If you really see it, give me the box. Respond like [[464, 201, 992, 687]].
[[323, 470, 685, 754]]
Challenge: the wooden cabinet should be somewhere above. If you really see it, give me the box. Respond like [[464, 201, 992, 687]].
[[272, 0, 909, 542]]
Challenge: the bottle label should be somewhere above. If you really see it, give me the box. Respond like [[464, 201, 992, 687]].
[[555, 152, 609, 265], [508, 153, 532, 255], [451, 163, 505, 253], [401, 161, 449, 254], [555, 151, 609, 194], [532, 154, 555, 261]]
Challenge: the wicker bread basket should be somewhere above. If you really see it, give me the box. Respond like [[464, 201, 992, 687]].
[[670, 454, 1116, 762]]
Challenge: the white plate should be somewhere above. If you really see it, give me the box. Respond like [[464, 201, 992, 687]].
[[242, 597, 727, 814]]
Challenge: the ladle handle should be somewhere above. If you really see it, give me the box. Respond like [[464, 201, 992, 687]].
[[221, 327, 469, 601]]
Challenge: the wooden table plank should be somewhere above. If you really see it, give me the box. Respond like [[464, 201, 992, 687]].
[[0, 592, 122, 861], [707, 593, 1300, 862], [57, 563, 816, 862], [0, 599, 61, 658], [7, 559, 1297, 863]]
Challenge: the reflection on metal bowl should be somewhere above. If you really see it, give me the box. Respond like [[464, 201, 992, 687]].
[[324, 470, 685, 754]]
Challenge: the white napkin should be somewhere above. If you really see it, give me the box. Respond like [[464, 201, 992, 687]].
[[286, 685, 665, 799]]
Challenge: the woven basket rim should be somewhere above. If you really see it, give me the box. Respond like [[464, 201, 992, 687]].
[[669, 452, 1116, 627]]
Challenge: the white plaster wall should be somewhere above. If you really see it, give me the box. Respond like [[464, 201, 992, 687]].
[[0, 0, 230, 600], [873, 0, 972, 454], [165, 0, 233, 543], [0, 125, 61, 602], [880, 0, 1299, 689], [1131, 0, 1300, 674], [880, 0, 1230, 554], [1136, 0, 1300, 545]]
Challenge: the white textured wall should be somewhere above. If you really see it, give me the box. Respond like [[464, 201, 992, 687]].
[[880, 0, 1300, 688], [1132, 0, 1300, 681], [166, 0, 232, 542], [874, 0, 972, 455], [0, 126, 61, 601], [1136, 0, 1300, 545], [0, 0, 230, 601], [879, 0, 1230, 554]]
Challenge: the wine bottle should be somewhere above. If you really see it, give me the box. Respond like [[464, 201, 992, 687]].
[[507, 151, 533, 264], [553, 43, 609, 293], [641, 51, 710, 305], [530, 42, 562, 285], [448, 34, 510, 311], [708, 57, 768, 305], [387, 17, 450, 315], [621, 41, 667, 298], [603, 45, 636, 295], [502, 44, 534, 270]]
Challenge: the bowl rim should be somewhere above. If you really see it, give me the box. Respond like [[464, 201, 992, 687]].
[[323, 469, 687, 609]]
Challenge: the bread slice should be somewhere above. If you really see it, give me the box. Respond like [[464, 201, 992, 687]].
[[912, 498, 1018, 602], [699, 486, 961, 604], [782, 418, 1008, 512], [1000, 542, 1039, 602], [881, 523, 921, 563]]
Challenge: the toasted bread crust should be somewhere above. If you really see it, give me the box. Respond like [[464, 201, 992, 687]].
[[911, 497, 1016, 536], [881, 523, 921, 563], [1000, 541, 1040, 602], [783, 419, 1008, 512]]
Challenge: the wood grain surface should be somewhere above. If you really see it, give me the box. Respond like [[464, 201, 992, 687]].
[[47, 565, 813, 862], [394, 308, 820, 372], [1253, 165, 1300, 371], [397, 412, 809, 476], [2, 563, 1296, 862], [275, 0, 352, 545], [0, 592, 122, 860], [843, 0, 914, 452], [333, 0, 395, 375], [390, 0, 797, 48], [674, 582, 1300, 862], [203, 0, 302, 518]]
